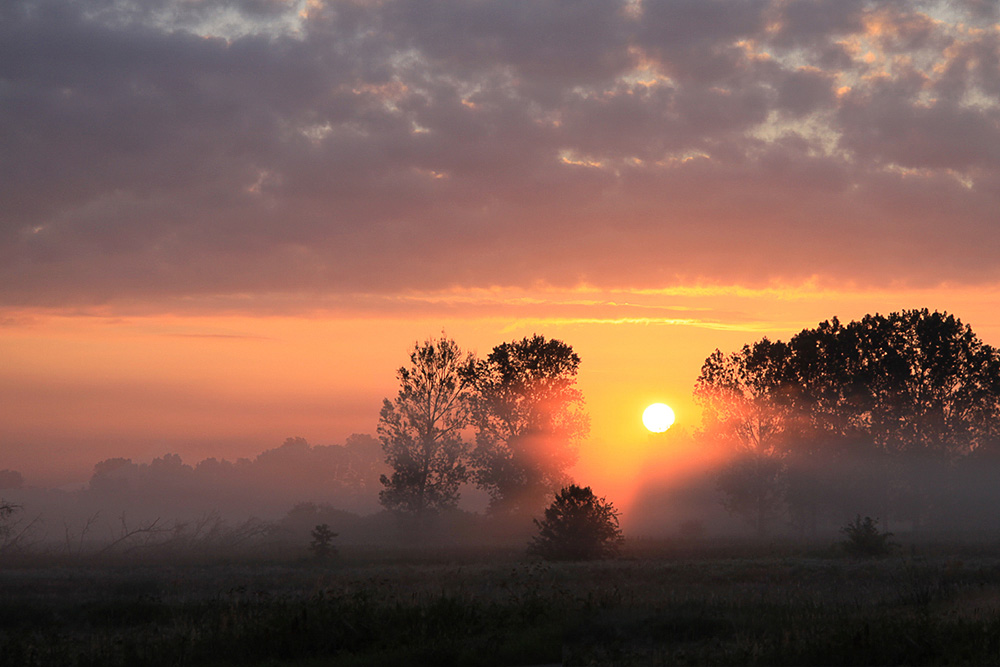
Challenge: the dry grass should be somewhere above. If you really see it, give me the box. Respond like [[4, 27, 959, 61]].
[[3, 541, 1000, 665]]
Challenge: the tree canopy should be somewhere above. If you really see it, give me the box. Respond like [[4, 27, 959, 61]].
[[785, 310, 1000, 457], [695, 309, 1000, 534], [465, 334, 589, 515], [697, 309, 1000, 460]]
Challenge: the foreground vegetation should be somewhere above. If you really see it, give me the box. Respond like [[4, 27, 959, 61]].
[[3, 540, 1000, 666]]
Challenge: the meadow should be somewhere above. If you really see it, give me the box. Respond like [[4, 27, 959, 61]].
[[3, 538, 1000, 666]]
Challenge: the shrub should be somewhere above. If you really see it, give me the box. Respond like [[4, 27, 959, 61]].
[[528, 485, 623, 561], [308, 524, 338, 559], [840, 515, 895, 557]]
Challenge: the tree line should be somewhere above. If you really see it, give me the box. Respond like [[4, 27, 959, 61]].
[[695, 309, 1000, 536], [377, 334, 590, 520]]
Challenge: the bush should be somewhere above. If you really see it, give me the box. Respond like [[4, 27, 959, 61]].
[[528, 485, 623, 561], [840, 515, 895, 557]]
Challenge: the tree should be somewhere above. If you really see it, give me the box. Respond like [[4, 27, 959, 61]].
[[378, 336, 474, 517], [716, 453, 786, 537], [787, 310, 1000, 458], [309, 524, 338, 559], [694, 338, 795, 455], [695, 339, 794, 536], [696, 309, 1000, 534], [840, 515, 895, 557], [528, 485, 623, 561], [466, 334, 590, 515]]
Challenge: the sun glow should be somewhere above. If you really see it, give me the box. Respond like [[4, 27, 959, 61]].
[[642, 402, 675, 433]]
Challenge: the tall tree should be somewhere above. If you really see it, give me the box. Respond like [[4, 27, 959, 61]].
[[792, 310, 1000, 529], [786, 310, 1000, 457], [378, 336, 474, 517], [696, 309, 1000, 534], [466, 334, 589, 515], [694, 338, 794, 536], [694, 338, 795, 456]]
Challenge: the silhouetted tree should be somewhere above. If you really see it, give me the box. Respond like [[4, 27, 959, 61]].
[[840, 515, 895, 557], [528, 485, 622, 561], [696, 309, 1000, 533], [466, 334, 590, 515], [695, 339, 795, 455], [695, 339, 794, 536], [309, 524, 338, 559], [787, 310, 1000, 458], [378, 336, 474, 517], [89, 457, 138, 495], [716, 453, 786, 537], [788, 310, 1000, 529]]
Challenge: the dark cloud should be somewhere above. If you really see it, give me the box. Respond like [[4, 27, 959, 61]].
[[2, 0, 1000, 308], [769, 0, 868, 47], [384, 0, 635, 84], [773, 66, 836, 115]]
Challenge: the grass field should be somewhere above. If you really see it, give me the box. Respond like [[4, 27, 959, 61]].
[[3, 540, 1000, 666]]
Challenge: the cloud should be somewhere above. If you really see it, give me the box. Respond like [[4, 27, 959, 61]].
[[2, 0, 1000, 309]]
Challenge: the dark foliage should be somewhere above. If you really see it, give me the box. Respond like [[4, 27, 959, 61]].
[[695, 309, 1000, 534], [840, 515, 895, 557], [466, 335, 589, 516], [528, 485, 622, 561], [309, 524, 338, 560]]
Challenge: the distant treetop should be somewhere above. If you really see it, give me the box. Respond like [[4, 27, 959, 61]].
[[696, 309, 1000, 459]]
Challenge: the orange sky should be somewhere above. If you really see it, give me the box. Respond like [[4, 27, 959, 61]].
[[6, 282, 1000, 504]]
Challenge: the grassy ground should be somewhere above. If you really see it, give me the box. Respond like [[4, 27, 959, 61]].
[[3, 541, 1000, 665]]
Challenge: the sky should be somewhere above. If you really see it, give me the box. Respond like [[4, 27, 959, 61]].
[[3, 0, 1000, 501]]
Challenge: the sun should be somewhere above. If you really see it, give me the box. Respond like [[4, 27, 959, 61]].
[[642, 403, 676, 433]]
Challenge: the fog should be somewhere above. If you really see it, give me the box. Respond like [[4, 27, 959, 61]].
[[4, 312, 1000, 562], [5, 429, 1000, 563], [0, 435, 394, 559], [627, 443, 1000, 540]]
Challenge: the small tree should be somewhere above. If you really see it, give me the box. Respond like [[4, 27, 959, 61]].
[[528, 485, 623, 561], [840, 515, 895, 557], [309, 524, 338, 559]]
